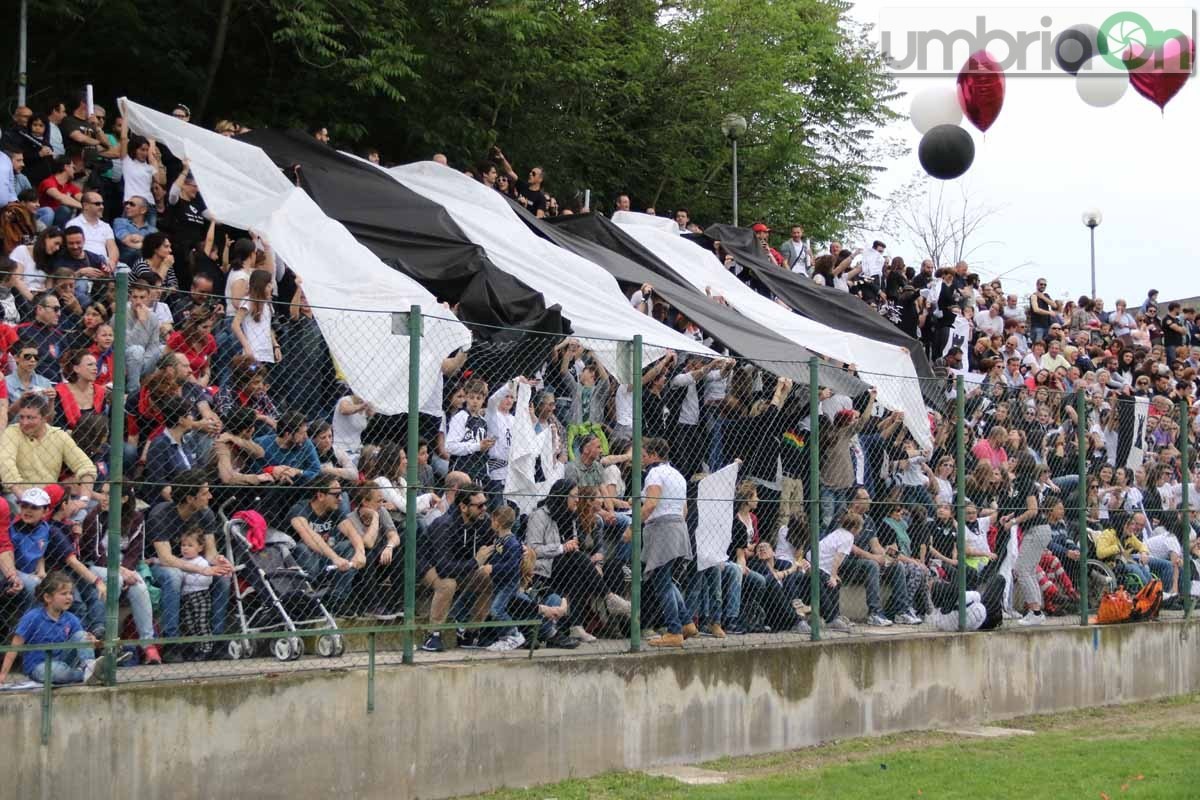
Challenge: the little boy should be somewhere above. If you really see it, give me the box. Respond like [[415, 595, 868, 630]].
[[485, 506, 525, 652], [178, 528, 214, 660]]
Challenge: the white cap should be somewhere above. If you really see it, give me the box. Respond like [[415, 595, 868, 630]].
[[19, 488, 50, 507]]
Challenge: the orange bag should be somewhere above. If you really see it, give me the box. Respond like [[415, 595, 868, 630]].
[[1131, 578, 1163, 622], [1093, 588, 1133, 625]]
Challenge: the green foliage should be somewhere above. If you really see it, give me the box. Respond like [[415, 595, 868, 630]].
[[7, 0, 897, 238]]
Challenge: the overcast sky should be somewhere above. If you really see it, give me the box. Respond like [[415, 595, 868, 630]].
[[848, 0, 1199, 305]]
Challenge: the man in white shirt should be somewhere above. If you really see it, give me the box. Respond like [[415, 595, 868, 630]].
[[976, 304, 1005, 339], [859, 240, 886, 288], [1002, 294, 1026, 324], [67, 190, 119, 267], [641, 437, 694, 647], [778, 225, 811, 275]]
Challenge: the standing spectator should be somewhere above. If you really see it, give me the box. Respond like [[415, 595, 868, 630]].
[[117, 127, 165, 207], [1028, 278, 1057, 343], [752, 223, 784, 266], [779, 225, 811, 275], [641, 438, 694, 648], [232, 270, 279, 364], [484, 505, 525, 651], [176, 528, 215, 660]]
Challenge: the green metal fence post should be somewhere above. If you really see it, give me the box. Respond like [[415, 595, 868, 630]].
[[104, 270, 129, 684], [955, 375, 967, 631], [808, 358, 821, 642], [1076, 390, 1090, 626], [629, 336, 644, 651], [402, 305, 422, 664], [40, 652, 52, 744], [1180, 400, 1192, 618], [367, 632, 376, 713]]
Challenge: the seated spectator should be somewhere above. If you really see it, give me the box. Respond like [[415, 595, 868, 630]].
[[288, 475, 365, 614], [87, 321, 115, 387], [53, 349, 106, 432], [142, 395, 199, 503], [36, 156, 82, 228], [131, 232, 179, 291], [416, 483, 492, 653], [345, 482, 403, 618], [146, 470, 233, 661], [62, 300, 108, 353], [209, 406, 272, 499], [65, 190, 118, 269], [0, 571, 108, 686], [124, 281, 165, 394], [0, 394, 96, 495], [6, 338, 55, 402], [16, 292, 66, 380], [165, 304, 217, 377], [7, 226, 62, 303], [360, 442, 435, 527], [215, 355, 278, 431], [112, 195, 155, 264], [311, 421, 358, 484], [78, 485, 160, 664], [6, 487, 53, 605]]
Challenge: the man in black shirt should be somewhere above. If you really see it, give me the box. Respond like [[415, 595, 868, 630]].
[[146, 470, 233, 657], [1162, 302, 1187, 363], [289, 474, 365, 612]]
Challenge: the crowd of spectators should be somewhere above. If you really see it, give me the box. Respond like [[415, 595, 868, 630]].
[[0, 94, 1197, 684]]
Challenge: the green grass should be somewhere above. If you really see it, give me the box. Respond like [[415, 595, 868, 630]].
[[469, 695, 1200, 799]]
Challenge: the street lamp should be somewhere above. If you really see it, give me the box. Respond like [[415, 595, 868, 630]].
[[721, 113, 747, 226], [1082, 208, 1102, 298]]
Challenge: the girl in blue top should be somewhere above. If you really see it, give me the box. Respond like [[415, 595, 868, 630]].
[[0, 572, 108, 685]]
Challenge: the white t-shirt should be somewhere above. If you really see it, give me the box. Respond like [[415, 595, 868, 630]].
[[860, 249, 885, 279], [332, 395, 369, 454], [644, 462, 686, 521], [224, 267, 252, 317], [67, 216, 115, 261], [614, 383, 633, 428], [774, 527, 797, 565], [121, 156, 156, 204], [1145, 531, 1182, 560], [811, 527, 854, 575], [8, 244, 48, 293], [239, 301, 275, 363]]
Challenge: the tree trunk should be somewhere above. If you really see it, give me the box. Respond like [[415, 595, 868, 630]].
[[196, 0, 235, 122]]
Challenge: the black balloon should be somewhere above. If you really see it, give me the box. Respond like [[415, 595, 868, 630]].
[[918, 125, 975, 181], [1053, 24, 1102, 74]]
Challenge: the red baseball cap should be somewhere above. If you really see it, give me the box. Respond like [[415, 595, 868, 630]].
[[751, 222, 771, 233]]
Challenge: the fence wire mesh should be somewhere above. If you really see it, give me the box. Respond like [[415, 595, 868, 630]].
[[0, 269, 1196, 693]]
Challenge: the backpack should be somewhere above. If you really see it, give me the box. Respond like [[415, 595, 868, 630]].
[[1130, 578, 1163, 622], [1092, 587, 1133, 625]]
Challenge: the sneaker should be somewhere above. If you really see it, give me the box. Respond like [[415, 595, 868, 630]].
[[569, 625, 597, 643], [647, 633, 685, 648], [487, 633, 526, 652], [867, 613, 894, 627], [792, 619, 812, 636], [791, 598, 812, 616], [457, 628, 482, 649], [1002, 608, 1020, 621], [84, 655, 109, 685], [897, 611, 923, 625], [826, 617, 853, 633], [546, 632, 580, 649], [605, 593, 632, 617], [141, 645, 162, 666], [371, 608, 401, 621], [420, 633, 444, 652], [724, 622, 748, 635], [1017, 610, 1044, 627]]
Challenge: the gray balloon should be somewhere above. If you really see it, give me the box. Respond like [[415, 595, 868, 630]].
[[1053, 24, 1102, 74]]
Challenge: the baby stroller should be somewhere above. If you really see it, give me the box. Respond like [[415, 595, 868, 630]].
[[221, 509, 345, 662]]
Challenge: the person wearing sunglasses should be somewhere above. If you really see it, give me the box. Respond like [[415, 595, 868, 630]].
[[5, 339, 53, 403], [112, 194, 156, 264], [288, 474, 365, 614]]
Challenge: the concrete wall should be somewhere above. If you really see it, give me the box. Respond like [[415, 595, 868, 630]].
[[6, 620, 1199, 800]]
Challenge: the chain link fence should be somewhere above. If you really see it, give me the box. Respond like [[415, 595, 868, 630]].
[[0, 277, 1195, 706]]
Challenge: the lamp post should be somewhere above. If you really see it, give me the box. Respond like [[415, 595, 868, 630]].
[[721, 113, 747, 226], [1082, 208, 1102, 299]]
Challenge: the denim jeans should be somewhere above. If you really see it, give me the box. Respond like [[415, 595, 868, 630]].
[[126, 342, 163, 394], [819, 486, 853, 533], [149, 563, 232, 636], [35, 206, 54, 228], [685, 567, 719, 626], [28, 629, 95, 684], [842, 555, 912, 617], [646, 558, 682, 634], [489, 577, 520, 638], [292, 539, 357, 608], [88, 566, 156, 640]]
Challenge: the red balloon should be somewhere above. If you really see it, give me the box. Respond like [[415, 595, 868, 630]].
[[1124, 35, 1194, 111], [957, 51, 1006, 132]]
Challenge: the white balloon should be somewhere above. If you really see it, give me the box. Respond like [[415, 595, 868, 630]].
[[909, 87, 963, 134], [1075, 55, 1129, 107]]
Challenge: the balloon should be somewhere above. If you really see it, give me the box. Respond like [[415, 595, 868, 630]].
[[909, 86, 963, 134], [1075, 55, 1129, 107], [1053, 24, 1105, 74], [1124, 35, 1195, 111], [918, 124, 975, 181], [957, 51, 1005, 132]]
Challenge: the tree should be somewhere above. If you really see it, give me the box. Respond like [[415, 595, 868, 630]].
[[878, 173, 1001, 269]]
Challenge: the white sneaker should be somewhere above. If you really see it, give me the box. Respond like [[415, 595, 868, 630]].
[[487, 633, 527, 652], [826, 617, 853, 633], [569, 625, 597, 643], [1017, 611, 1045, 627], [867, 613, 894, 627], [1002, 608, 1020, 621], [897, 611, 923, 625], [605, 593, 632, 617], [84, 655, 109, 685]]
